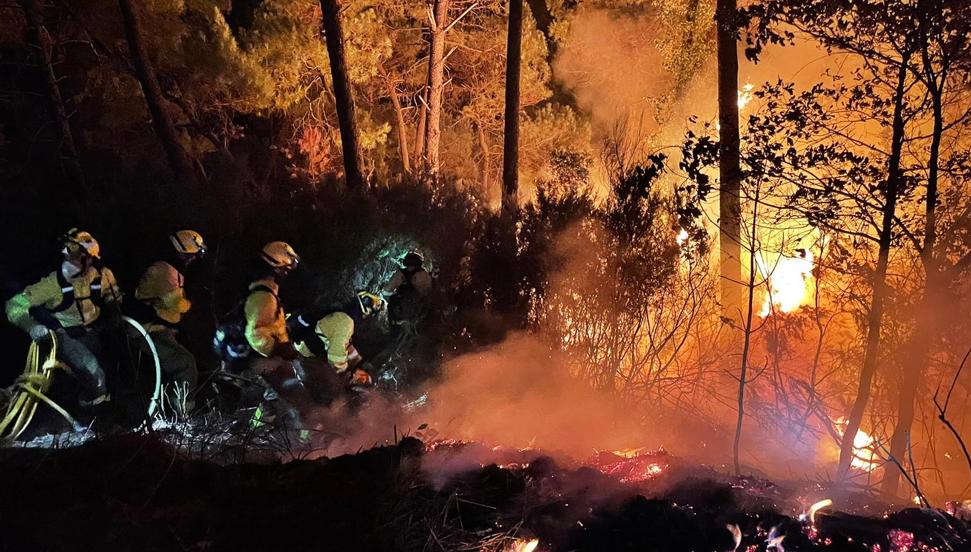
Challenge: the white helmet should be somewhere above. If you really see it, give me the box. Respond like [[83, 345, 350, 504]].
[[169, 230, 206, 255], [261, 241, 300, 269]]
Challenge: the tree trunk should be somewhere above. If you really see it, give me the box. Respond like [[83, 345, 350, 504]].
[[384, 75, 411, 175], [837, 53, 911, 480], [23, 0, 87, 197], [320, 0, 365, 190], [117, 0, 197, 186], [882, 67, 944, 496], [423, 0, 450, 179], [716, 0, 743, 321], [733, 188, 760, 475], [501, 0, 523, 215]]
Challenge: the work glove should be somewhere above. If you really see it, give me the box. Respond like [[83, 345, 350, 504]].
[[350, 368, 372, 386], [29, 324, 50, 341]]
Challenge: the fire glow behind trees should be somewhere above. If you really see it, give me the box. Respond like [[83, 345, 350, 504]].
[[3, 0, 971, 508]]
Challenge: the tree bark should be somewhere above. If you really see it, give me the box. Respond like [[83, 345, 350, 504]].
[[320, 0, 365, 190], [837, 53, 911, 480], [384, 74, 411, 175], [23, 0, 87, 197], [117, 0, 197, 187], [501, 0, 523, 215], [716, 0, 743, 321], [423, 0, 450, 179]]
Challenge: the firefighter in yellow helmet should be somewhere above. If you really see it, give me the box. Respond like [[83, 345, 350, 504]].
[[245, 241, 300, 359], [4, 228, 122, 407], [240, 241, 304, 429], [289, 291, 384, 402], [132, 230, 207, 410]]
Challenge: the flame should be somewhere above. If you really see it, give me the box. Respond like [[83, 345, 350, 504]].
[[726, 523, 742, 552], [507, 538, 539, 552], [611, 447, 648, 459], [835, 417, 879, 472], [807, 498, 833, 524], [737, 83, 755, 110], [676, 228, 689, 246], [756, 250, 814, 316]]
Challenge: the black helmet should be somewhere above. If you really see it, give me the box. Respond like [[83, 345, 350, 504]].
[[402, 252, 423, 269]]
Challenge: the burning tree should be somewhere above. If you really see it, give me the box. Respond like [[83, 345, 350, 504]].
[[744, 0, 971, 492]]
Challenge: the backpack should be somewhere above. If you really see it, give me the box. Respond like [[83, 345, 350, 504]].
[[388, 269, 423, 322], [286, 307, 332, 358], [212, 284, 275, 366]]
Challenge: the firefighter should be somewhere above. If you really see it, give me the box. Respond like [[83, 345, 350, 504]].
[[4, 228, 122, 407], [242, 241, 303, 430], [384, 252, 432, 324], [289, 291, 384, 403], [133, 230, 207, 409]]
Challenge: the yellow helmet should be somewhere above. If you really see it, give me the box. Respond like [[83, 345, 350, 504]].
[[356, 291, 384, 317], [169, 230, 207, 255], [62, 228, 101, 259], [261, 241, 300, 269]]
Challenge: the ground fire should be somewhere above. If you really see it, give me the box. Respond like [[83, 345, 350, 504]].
[[1, 0, 971, 550]]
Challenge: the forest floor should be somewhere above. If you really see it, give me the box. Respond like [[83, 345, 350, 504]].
[[0, 427, 968, 551]]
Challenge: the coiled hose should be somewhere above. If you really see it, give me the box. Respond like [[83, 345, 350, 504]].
[[0, 317, 162, 443], [0, 331, 80, 443]]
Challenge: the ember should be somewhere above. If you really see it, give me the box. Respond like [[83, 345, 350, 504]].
[[590, 449, 669, 483]]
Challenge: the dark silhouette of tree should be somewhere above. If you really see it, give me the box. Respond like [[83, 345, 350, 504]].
[[320, 0, 365, 189], [717, 0, 743, 321], [501, 0, 524, 215], [117, 0, 198, 186], [22, 0, 86, 197]]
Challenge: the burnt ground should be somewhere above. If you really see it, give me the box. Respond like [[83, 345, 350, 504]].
[[0, 434, 967, 552]]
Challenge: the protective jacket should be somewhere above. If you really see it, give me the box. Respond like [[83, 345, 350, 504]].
[[5, 261, 122, 331], [135, 261, 191, 331], [244, 278, 288, 358], [292, 310, 359, 372]]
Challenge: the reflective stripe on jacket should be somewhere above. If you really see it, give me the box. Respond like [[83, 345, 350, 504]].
[[5, 263, 121, 331]]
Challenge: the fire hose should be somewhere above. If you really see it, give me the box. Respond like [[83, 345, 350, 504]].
[[0, 330, 79, 443], [122, 316, 162, 419], [0, 316, 162, 443]]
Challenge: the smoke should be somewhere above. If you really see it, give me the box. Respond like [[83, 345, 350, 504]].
[[304, 332, 651, 460], [421, 333, 649, 455], [554, 9, 672, 141], [553, 7, 838, 152]]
